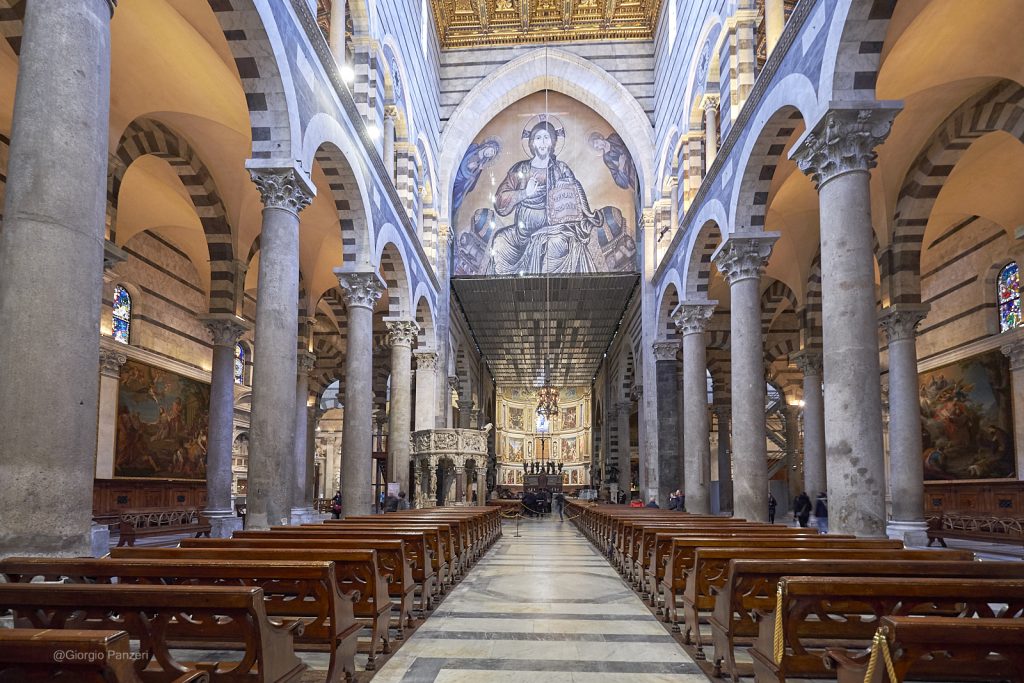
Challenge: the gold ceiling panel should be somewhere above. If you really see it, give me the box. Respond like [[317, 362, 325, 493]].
[[430, 0, 663, 49]]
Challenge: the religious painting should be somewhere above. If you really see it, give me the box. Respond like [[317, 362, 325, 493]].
[[452, 91, 638, 276], [919, 349, 1015, 480], [562, 436, 578, 462], [536, 412, 550, 433], [561, 406, 577, 430], [115, 359, 210, 480], [570, 469, 579, 484], [508, 437, 524, 462], [509, 407, 524, 431]]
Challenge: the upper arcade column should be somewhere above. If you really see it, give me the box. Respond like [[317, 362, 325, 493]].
[[383, 106, 398, 182], [673, 300, 717, 514], [714, 232, 778, 522], [385, 316, 419, 497], [702, 96, 720, 170], [245, 168, 314, 529], [0, 0, 116, 557], [791, 105, 900, 537], [336, 270, 386, 517], [329, 0, 347, 65]]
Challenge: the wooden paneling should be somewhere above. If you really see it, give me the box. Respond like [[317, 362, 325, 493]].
[[93, 479, 207, 517], [924, 480, 1024, 517]]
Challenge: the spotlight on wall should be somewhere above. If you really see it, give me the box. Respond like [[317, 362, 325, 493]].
[[340, 64, 355, 83], [366, 124, 381, 140]]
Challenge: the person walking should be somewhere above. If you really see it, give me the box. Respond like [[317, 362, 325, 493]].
[[383, 491, 399, 512], [397, 491, 410, 510], [768, 492, 777, 523], [668, 490, 683, 511], [794, 491, 812, 528], [330, 490, 342, 519], [645, 497, 660, 508], [554, 491, 565, 521], [814, 492, 829, 534]]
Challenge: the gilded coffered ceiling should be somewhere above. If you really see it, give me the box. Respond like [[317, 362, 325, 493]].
[[430, 0, 663, 49]]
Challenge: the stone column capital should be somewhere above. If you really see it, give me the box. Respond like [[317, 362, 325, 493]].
[[335, 270, 386, 310], [384, 316, 419, 347], [701, 95, 720, 112], [713, 233, 779, 284], [99, 348, 127, 378], [879, 303, 930, 343], [447, 375, 461, 393], [248, 167, 315, 216], [384, 105, 399, 121], [629, 384, 643, 402], [615, 401, 633, 414], [1001, 337, 1024, 372], [791, 349, 823, 377], [202, 315, 250, 347], [672, 300, 717, 336], [414, 349, 439, 370], [790, 104, 901, 189], [297, 350, 317, 374], [652, 339, 680, 362]]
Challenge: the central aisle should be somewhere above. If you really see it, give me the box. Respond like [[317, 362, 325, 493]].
[[371, 514, 704, 682]]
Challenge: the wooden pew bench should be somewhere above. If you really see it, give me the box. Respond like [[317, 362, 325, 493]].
[[112, 546, 392, 671], [927, 512, 1024, 548], [2, 556, 362, 683], [321, 521, 462, 583], [0, 584, 305, 682], [660, 537, 902, 630], [0, 628, 210, 683], [825, 616, 1024, 683], [749, 577, 1024, 682], [116, 509, 211, 547]]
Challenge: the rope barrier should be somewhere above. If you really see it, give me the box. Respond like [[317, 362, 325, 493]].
[[863, 626, 899, 683], [772, 582, 785, 664]]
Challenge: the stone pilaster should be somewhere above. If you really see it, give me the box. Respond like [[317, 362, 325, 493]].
[[290, 350, 317, 524], [95, 348, 127, 480], [792, 349, 825, 500], [792, 105, 899, 537], [715, 407, 733, 513], [385, 317, 419, 497], [0, 0, 115, 557], [653, 339, 682, 508], [714, 233, 778, 522], [245, 167, 314, 529], [201, 316, 249, 537], [673, 300, 717, 514], [336, 270, 386, 517], [630, 384, 648, 496], [616, 401, 633, 500], [880, 304, 930, 543], [1001, 337, 1024, 483], [414, 350, 439, 432]]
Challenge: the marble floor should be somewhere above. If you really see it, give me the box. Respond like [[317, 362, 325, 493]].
[[369, 514, 705, 683]]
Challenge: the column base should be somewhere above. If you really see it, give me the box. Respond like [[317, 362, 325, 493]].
[[289, 507, 316, 525], [90, 523, 111, 558], [205, 510, 243, 538], [886, 519, 930, 547]]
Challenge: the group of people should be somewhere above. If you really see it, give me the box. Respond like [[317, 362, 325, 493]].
[[521, 490, 567, 520], [790, 491, 828, 533], [327, 488, 410, 518]]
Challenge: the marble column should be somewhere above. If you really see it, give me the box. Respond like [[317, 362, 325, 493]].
[[881, 304, 931, 543], [792, 350, 825, 499], [674, 301, 717, 514], [653, 340, 683, 507], [714, 233, 778, 522], [246, 168, 314, 529], [454, 466, 466, 504], [290, 350, 317, 524], [631, 384, 648, 497], [781, 404, 800, 512], [414, 350, 439, 431], [459, 397, 474, 428], [715, 407, 733, 513], [306, 406, 317, 510], [470, 408, 481, 429], [447, 376, 460, 429], [336, 271, 386, 517], [477, 469, 487, 506], [202, 317, 248, 537], [95, 348, 127, 479], [329, 0, 346, 64], [764, 0, 786, 56], [383, 107, 397, 182], [386, 317, 419, 495], [0, 0, 115, 557], [1000, 338, 1024, 481], [792, 106, 899, 537], [703, 97, 720, 170], [616, 402, 633, 499]]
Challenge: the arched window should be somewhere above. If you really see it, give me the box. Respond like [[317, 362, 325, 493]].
[[112, 285, 132, 344], [234, 342, 246, 385], [999, 261, 1021, 332]]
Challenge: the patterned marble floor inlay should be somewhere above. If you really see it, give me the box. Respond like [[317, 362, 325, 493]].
[[370, 515, 705, 683]]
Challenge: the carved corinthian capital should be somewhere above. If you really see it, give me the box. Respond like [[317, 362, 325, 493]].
[[297, 350, 317, 374], [335, 270, 386, 310], [652, 340, 680, 362], [201, 315, 249, 347], [791, 349, 823, 377], [249, 167, 315, 215], [414, 350, 439, 371], [790, 105, 900, 189], [385, 317, 420, 347], [713, 233, 779, 285], [879, 303, 930, 343], [672, 300, 717, 336]]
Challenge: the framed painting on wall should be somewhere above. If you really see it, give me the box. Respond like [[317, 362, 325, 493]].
[[509, 407, 524, 431], [919, 348, 1015, 480], [562, 406, 577, 430], [115, 359, 210, 480]]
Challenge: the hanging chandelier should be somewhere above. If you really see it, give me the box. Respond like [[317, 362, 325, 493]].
[[536, 382, 560, 418]]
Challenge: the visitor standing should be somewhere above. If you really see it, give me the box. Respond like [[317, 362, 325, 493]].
[[668, 490, 683, 511], [554, 491, 565, 521], [794, 491, 812, 528], [330, 490, 342, 519], [768, 492, 777, 523], [645, 498, 660, 508], [397, 491, 410, 510], [814, 492, 829, 534]]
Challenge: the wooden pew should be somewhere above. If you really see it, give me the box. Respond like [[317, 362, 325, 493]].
[[341, 514, 479, 571], [826, 616, 1024, 683], [660, 537, 904, 630], [0, 584, 305, 682], [320, 521, 462, 582], [704, 552, 1011, 682], [112, 546, 392, 670], [116, 509, 211, 547], [927, 511, 1024, 549], [0, 628, 210, 683], [1, 556, 362, 683], [186, 536, 416, 636], [748, 577, 1024, 682]]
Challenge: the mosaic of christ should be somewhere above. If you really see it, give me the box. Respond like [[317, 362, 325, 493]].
[[452, 92, 639, 276]]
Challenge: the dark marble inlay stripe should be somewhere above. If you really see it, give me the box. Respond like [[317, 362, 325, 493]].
[[414, 631, 676, 642], [429, 611, 657, 621], [401, 657, 701, 682]]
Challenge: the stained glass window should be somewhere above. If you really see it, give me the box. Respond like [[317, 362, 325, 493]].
[[234, 342, 246, 385], [112, 285, 131, 344], [999, 262, 1021, 333]]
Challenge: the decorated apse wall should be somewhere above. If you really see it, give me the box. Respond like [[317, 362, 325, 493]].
[[496, 385, 592, 488], [452, 91, 639, 276]]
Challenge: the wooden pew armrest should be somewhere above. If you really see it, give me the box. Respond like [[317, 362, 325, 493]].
[[173, 672, 211, 683], [822, 645, 870, 672], [268, 617, 306, 637]]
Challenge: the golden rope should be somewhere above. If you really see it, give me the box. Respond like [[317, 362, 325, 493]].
[[863, 629, 881, 683], [878, 626, 898, 682], [772, 581, 785, 664]]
